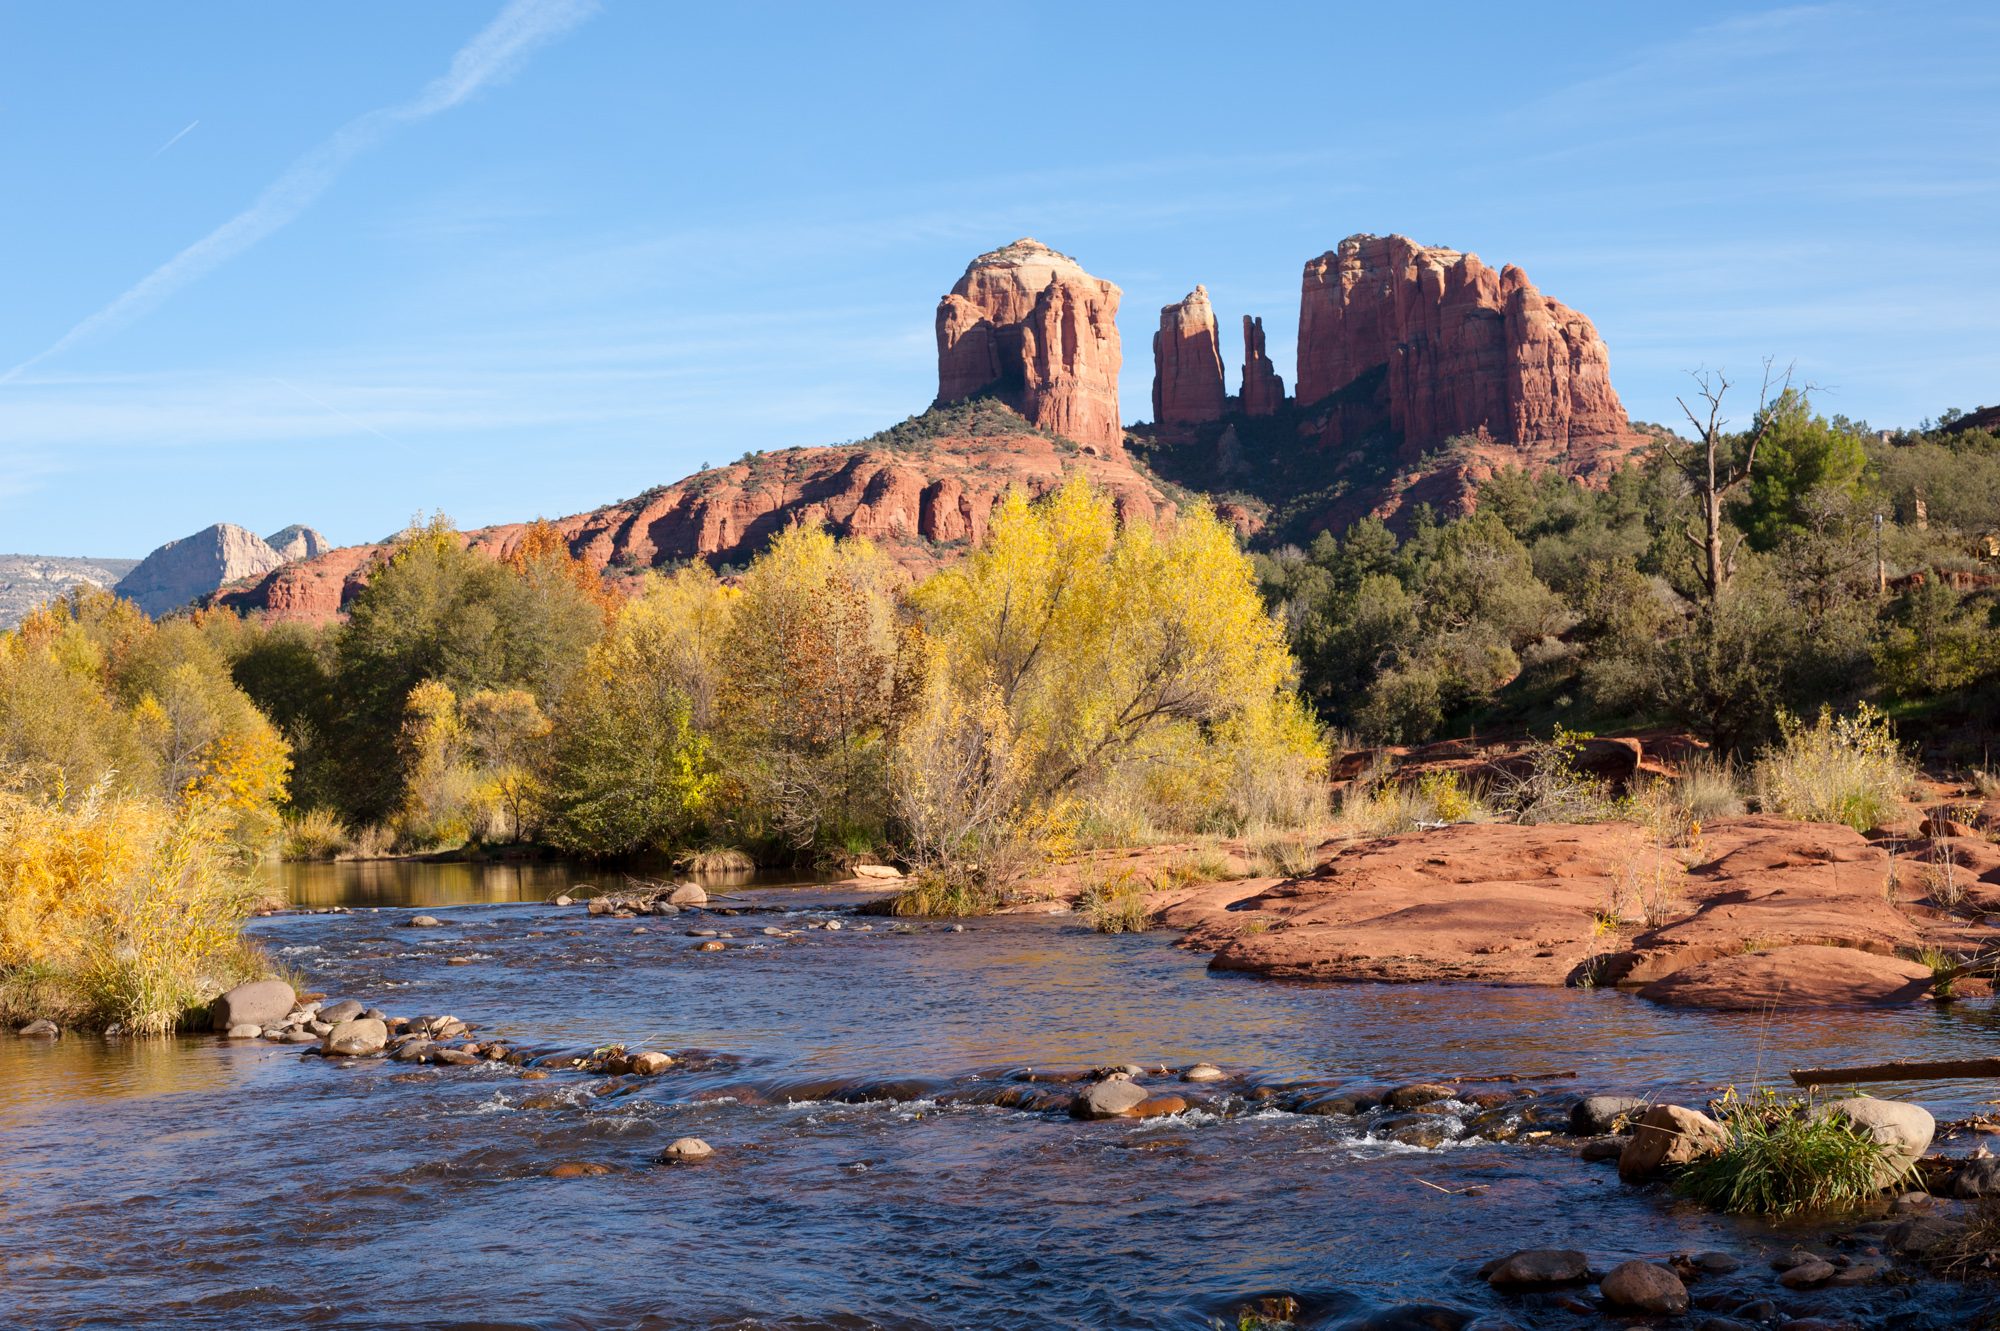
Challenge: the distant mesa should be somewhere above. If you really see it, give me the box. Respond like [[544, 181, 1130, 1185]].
[[209, 231, 1648, 624], [113, 522, 329, 618], [0, 554, 140, 630]]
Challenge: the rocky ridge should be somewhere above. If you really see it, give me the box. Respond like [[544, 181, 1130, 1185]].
[[0, 554, 139, 629], [114, 523, 328, 617]]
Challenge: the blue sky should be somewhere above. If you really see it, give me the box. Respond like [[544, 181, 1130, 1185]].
[[2, 1, 1995, 557]]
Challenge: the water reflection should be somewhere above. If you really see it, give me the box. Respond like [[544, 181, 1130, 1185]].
[[263, 857, 834, 909]]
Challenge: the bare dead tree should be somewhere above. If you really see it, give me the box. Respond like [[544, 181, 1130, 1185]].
[[1663, 358, 1801, 602]]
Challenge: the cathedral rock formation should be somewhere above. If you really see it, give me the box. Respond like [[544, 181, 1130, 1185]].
[[935, 239, 1124, 453], [1294, 233, 1636, 460], [1151, 285, 1225, 431], [1239, 315, 1284, 417]]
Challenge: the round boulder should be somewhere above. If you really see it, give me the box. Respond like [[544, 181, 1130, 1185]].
[[1814, 1095, 1933, 1189], [1953, 1157, 2000, 1199], [322, 1017, 388, 1057], [1182, 1063, 1227, 1083], [1570, 1094, 1648, 1136], [1485, 1248, 1589, 1288], [630, 1052, 675, 1075], [16, 1018, 60, 1039], [407, 914, 443, 928], [1600, 1260, 1687, 1314], [668, 883, 708, 906], [210, 978, 296, 1032], [659, 1136, 713, 1162], [1618, 1104, 1728, 1182], [1070, 1078, 1153, 1120], [318, 999, 365, 1024]]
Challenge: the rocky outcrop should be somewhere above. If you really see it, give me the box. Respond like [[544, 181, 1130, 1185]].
[[215, 411, 1176, 623], [936, 239, 1124, 453], [264, 525, 331, 562], [114, 523, 290, 617], [1239, 315, 1284, 417], [1295, 233, 1639, 462], [0, 554, 139, 629], [1156, 813, 1989, 1008], [1151, 286, 1225, 433]]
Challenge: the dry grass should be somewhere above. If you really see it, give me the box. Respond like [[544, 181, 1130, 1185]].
[[0, 782, 267, 1034], [1077, 867, 1152, 933], [1333, 769, 1493, 839], [1248, 830, 1322, 878], [280, 807, 352, 861], [681, 846, 755, 874], [1675, 755, 1747, 822], [1753, 704, 1916, 833]]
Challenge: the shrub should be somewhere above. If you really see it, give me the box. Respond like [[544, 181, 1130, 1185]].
[[681, 847, 755, 874], [887, 869, 1002, 919], [1676, 1089, 1904, 1217], [0, 782, 267, 1034], [281, 807, 352, 860], [1078, 867, 1152, 933], [1496, 728, 1617, 824], [1334, 767, 1492, 839], [1753, 704, 1915, 832]]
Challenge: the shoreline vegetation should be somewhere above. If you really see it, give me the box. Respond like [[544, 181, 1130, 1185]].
[[0, 446, 1996, 1030]]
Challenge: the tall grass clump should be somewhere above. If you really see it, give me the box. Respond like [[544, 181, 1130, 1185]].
[[1077, 867, 1152, 933], [0, 782, 267, 1034], [886, 868, 1003, 919], [1753, 704, 1916, 832], [1675, 1089, 1904, 1217], [1674, 754, 1746, 822], [280, 807, 352, 861]]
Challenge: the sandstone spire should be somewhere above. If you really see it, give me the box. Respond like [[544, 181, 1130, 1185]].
[[935, 238, 1124, 453], [1151, 285, 1225, 430], [1240, 314, 1285, 417]]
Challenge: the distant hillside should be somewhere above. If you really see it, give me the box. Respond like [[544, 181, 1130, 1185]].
[[0, 554, 140, 629], [114, 523, 328, 618]]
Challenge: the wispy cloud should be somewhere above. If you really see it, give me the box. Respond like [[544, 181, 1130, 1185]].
[[2, 0, 596, 383], [149, 120, 201, 159]]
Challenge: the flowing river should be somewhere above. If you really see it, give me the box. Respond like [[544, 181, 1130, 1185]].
[[3, 862, 1999, 1329]]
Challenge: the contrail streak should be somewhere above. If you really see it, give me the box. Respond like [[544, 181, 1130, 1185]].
[[149, 120, 201, 158], [4, 0, 596, 384]]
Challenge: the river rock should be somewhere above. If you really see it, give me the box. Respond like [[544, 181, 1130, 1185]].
[[319, 999, 365, 1024], [1182, 1063, 1226, 1083], [407, 915, 443, 928], [852, 864, 902, 880], [696, 940, 726, 952], [1619, 1104, 1728, 1181], [668, 883, 707, 906], [391, 1039, 434, 1062], [1952, 1157, 2000, 1198], [1600, 1260, 1687, 1314], [1337, 1304, 1479, 1330], [587, 898, 614, 915], [1578, 1137, 1625, 1162], [547, 1161, 611, 1178], [1778, 1258, 1836, 1288], [17, 1018, 59, 1039], [1485, 1248, 1589, 1288], [1070, 1079, 1152, 1120], [210, 979, 296, 1031], [630, 1051, 675, 1074], [1571, 1094, 1648, 1135], [322, 1017, 388, 1056], [553, 894, 573, 907], [1385, 1082, 1458, 1109], [430, 1048, 479, 1066], [1813, 1095, 1933, 1189], [659, 1136, 713, 1162], [224, 1024, 261, 1039]]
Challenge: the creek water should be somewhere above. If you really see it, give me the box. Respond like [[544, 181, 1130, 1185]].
[[3, 862, 1999, 1330]]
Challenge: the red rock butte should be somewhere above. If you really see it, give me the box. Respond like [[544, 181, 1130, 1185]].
[[935, 238, 1125, 454], [1294, 233, 1638, 460]]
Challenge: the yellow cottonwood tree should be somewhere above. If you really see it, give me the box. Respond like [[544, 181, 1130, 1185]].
[[908, 477, 1323, 839]]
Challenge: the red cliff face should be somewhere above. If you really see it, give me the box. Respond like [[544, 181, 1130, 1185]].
[[215, 427, 1176, 623], [935, 239, 1124, 454], [1151, 285, 1225, 432], [1295, 234, 1638, 462], [1239, 315, 1285, 417]]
